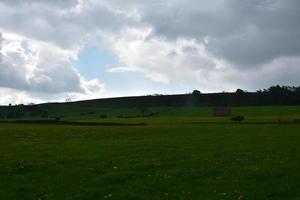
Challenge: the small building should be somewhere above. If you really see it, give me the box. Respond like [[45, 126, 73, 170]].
[[213, 106, 232, 117]]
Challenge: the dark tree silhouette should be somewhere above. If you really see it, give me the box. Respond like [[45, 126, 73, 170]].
[[231, 116, 245, 123], [235, 89, 245, 95], [192, 90, 201, 95]]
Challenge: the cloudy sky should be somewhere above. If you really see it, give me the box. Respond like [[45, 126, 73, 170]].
[[0, 0, 300, 104]]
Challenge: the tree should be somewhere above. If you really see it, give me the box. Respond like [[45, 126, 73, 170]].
[[230, 116, 245, 123], [192, 90, 201, 95], [235, 89, 245, 95]]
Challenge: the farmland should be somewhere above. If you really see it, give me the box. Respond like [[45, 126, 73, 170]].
[[0, 105, 300, 199]]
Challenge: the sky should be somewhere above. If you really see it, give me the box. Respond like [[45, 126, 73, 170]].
[[0, 0, 300, 104]]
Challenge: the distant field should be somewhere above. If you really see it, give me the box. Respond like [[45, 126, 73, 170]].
[[38, 105, 300, 118], [66, 105, 300, 125], [1, 105, 300, 119], [1, 123, 300, 199]]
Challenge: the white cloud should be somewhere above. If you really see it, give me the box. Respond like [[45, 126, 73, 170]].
[[0, 0, 137, 104], [0, 32, 104, 104], [0, 88, 38, 105], [235, 56, 300, 90], [106, 27, 238, 91], [106, 26, 300, 92]]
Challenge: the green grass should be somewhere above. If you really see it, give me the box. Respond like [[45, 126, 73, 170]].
[[1, 123, 300, 199], [2, 105, 300, 119], [70, 115, 300, 125], [43, 105, 300, 118], [232, 106, 300, 117]]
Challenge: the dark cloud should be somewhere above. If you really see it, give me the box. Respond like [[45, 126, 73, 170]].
[[134, 0, 300, 67], [0, 0, 78, 8], [0, 0, 140, 49]]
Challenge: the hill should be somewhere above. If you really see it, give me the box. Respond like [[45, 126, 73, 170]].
[[0, 85, 300, 119]]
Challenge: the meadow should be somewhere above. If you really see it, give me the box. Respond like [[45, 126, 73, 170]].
[[1, 106, 300, 199], [42, 105, 300, 119]]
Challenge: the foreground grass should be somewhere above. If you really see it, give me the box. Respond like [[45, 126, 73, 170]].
[[0, 123, 300, 200]]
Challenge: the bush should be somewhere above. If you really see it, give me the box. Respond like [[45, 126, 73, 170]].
[[277, 119, 291, 124], [230, 116, 245, 123]]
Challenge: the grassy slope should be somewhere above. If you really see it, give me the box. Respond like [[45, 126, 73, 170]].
[[1, 123, 300, 200], [43, 105, 300, 118], [2, 104, 300, 119]]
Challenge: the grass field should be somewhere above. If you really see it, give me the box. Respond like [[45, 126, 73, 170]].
[[1, 121, 300, 200], [46, 105, 300, 118]]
